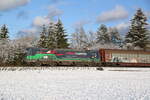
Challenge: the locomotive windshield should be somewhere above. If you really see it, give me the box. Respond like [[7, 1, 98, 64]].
[[26, 48, 49, 56], [26, 48, 39, 56]]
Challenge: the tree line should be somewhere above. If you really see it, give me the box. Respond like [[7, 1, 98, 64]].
[[71, 24, 122, 50], [38, 8, 149, 50], [0, 8, 149, 66], [39, 19, 122, 50]]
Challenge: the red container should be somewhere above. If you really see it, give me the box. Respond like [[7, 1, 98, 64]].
[[99, 49, 150, 67]]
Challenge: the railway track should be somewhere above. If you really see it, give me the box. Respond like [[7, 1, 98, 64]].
[[0, 66, 102, 71], [0, 66, 150, 72]]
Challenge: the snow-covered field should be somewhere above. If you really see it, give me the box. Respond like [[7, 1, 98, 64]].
[[0, 68, 150, 100]]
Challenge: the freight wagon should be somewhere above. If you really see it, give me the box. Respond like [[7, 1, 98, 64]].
[[100, 49, 150, 67]]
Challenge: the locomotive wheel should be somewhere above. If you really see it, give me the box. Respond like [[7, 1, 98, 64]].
[[35, 62, 42, 67], [49, 62, 57, 66]]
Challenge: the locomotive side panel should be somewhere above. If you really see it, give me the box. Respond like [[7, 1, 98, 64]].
[[26, 48, 101, 66], [52, 50, 101, 66]]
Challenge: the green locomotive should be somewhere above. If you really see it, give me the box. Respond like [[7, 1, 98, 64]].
[[26, 47, 101, 66]]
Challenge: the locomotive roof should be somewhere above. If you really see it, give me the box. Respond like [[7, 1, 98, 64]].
[[26, 47, 97, 51]]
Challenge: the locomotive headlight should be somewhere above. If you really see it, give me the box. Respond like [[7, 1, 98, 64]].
[[43, 56, 48, 59]]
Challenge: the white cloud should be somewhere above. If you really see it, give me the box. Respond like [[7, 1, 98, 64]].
[[50, 0, 62, 3], [115, 22, 129, 31], [32, 16, 50, 27], [18, 15, 52, 38], [17, 3, 63, 38], [16, 27, 39, 38], [96, 5, 128, 23], [47, 5, 63, 18], [0, 0, 30, 11], [32, 5, 63, 27], [146, 24, 150, 31], [21, 27, 38, 34], [73, 20, 90, 28], [145, 11, 150, 18], [114, 22, 130, 35]]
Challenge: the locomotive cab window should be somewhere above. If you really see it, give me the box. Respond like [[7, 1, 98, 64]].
[[26, 48, 40, 56]]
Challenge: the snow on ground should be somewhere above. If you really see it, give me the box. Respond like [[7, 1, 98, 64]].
[[0, 68, 150, 100]]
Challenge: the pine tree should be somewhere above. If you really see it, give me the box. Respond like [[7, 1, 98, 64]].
[[109, 28, 122, 45], [38, 25, 47, 48], [55, 19, 69, 49], [46, 22, 56, 49], [96, 24, 110, 44], [0, 24, 9, 39], [125, 8, 149, 49], [13, 44, 26, 66]]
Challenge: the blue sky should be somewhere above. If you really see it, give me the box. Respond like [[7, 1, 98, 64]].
[[0, 0, 150, 39]]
